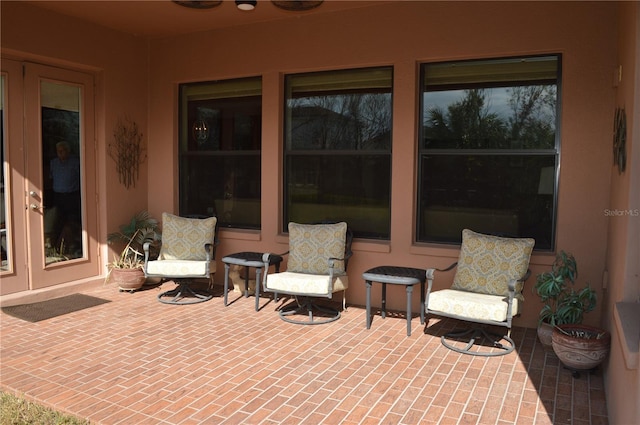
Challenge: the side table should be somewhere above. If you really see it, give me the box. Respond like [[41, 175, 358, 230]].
[[362, 266, 427, 336], [223, 252, 283, 311]]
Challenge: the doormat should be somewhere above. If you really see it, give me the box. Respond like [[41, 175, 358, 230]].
[[1, 294, 111, 323]]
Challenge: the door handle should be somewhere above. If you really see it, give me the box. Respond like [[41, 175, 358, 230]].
[[29, 203, 43, 211]]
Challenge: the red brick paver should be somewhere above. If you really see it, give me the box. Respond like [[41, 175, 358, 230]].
[[1, 284, 608, 424]]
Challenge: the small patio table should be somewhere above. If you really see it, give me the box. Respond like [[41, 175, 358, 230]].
[[362, 265, 427, 336], [223, 252, 283, 311]]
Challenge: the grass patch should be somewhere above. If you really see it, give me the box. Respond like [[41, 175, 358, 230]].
[[0, 391, 89, 425]]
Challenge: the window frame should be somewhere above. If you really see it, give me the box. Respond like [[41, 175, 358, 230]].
[[417, 54, 562, 250], [178, 76, 262, 229], [283, 66, 394, 240]]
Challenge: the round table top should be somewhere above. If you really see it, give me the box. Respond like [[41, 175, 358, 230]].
[[362, 265, 426, 284], [222, 251, 283, 266]]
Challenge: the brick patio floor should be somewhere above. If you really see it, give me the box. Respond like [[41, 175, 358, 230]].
[[0, 282, 608, 424]]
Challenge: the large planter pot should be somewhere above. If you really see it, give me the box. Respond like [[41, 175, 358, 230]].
[[537, 322, 555, 353], [551, 324, 610, 376], [110, 268, 146, 292]]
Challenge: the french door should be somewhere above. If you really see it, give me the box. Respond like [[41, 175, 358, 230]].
[[1, 58, 100, 295]]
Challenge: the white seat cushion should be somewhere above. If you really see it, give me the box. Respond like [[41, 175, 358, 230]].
[[265, 271, 348, 296], [146, 259, 215, 277], [427, 288, 519, 323]]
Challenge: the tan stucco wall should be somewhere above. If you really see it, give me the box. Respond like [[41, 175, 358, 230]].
[[148, 1, 617, 326], [0, 0, 622, 326], [603, 3, 640, 425], [2, 1, 638, 422], [1, 0, 151, 268]]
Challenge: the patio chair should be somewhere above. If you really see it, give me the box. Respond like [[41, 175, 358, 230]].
[[262, 221, 353, 325], [143, 213, 218, 305], [425, 229, 534, 356]]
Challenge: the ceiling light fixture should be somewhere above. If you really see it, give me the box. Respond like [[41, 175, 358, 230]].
[[236, 0, 257, 11], [173, 1, 222, 9], [271, 1, 323, 12]]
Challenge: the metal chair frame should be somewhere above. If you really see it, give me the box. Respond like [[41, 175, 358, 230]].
[[262, 223, 353, 325], [143, 214, 218, 305]]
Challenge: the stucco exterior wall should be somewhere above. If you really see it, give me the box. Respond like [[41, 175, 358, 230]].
[[2, 1, 638, 422], [604, 3, 640, 425], [1, 1, 150, 264], [148, 1, 617, 327]]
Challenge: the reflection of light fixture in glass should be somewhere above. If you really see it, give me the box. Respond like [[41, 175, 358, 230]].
[[192, 119, 210, 145], [236, 0, 257, 11]]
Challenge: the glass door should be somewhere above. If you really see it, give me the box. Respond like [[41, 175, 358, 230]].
[[1, 59, 99, 294], [0, 59, 29, 294]]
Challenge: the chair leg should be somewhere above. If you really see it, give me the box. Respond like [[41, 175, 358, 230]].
[[278, 297, 341, 325], [157, 279, 214, 305], [441, 327, 515, 356]]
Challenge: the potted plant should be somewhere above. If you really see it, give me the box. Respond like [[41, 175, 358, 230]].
[[106, 211, 161, 292], [532, 251, 610, 375], [532, 251, 594, 349]]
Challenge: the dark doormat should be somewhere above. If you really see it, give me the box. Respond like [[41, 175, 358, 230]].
[[1, 294, 111, 323]]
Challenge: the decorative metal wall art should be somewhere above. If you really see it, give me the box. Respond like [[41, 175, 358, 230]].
[[109, 116, 146, 189], [613, 107, 627, 174]]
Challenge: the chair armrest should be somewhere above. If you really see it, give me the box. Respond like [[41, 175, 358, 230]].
[[509, 268, 531, 295], [262, 251, 288, 264], [426, 262, 458, 279], [426, 262, 458, 295], [143, 242, 151, 267], [204, 243, 213, 261]]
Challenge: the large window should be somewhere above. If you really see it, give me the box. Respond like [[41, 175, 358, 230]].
[[418, 55, 560, 250], [284, 67, 393, 239], [179, 77, 261, 228]]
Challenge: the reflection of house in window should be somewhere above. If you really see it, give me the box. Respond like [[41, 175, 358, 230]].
[[417, 55, 560, 250], [179, 77, 262, 229], [284, 67, 393, 239], [290, 105, 360, 150]]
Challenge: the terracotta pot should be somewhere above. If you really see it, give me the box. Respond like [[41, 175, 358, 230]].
[[551, 324, 610, 371], [110, 268, 146, 292], [537, 322, 555, 352]]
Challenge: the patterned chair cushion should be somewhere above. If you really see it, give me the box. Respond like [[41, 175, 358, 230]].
[[428, 289, 520, 322], [287, 222, 348, 274], [159, 213, 217, 261], [265, 272, 348, 296], [452, 229, 534, 296]]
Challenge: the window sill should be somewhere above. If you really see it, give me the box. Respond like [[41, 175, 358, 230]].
[[219, 228, 261, 241], [352, 239, 390, 254], [614, 301, 639, 370]]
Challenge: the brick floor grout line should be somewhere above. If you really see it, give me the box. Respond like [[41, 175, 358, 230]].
[[419, 334, 464, 423], [374, 329, 434, 424], [1, 285, 609, 425], [307, 318, 405, 424], [504, 329, 526, 424], [551, 350, 561, 424], [318, 323, 401, 424], [227, 306, 367, 423]]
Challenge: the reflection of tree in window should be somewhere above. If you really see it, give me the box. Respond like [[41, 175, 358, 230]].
[[179, 78, 262, 229], [418, 55, 560, 250], [285, 67, 393, 239]]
